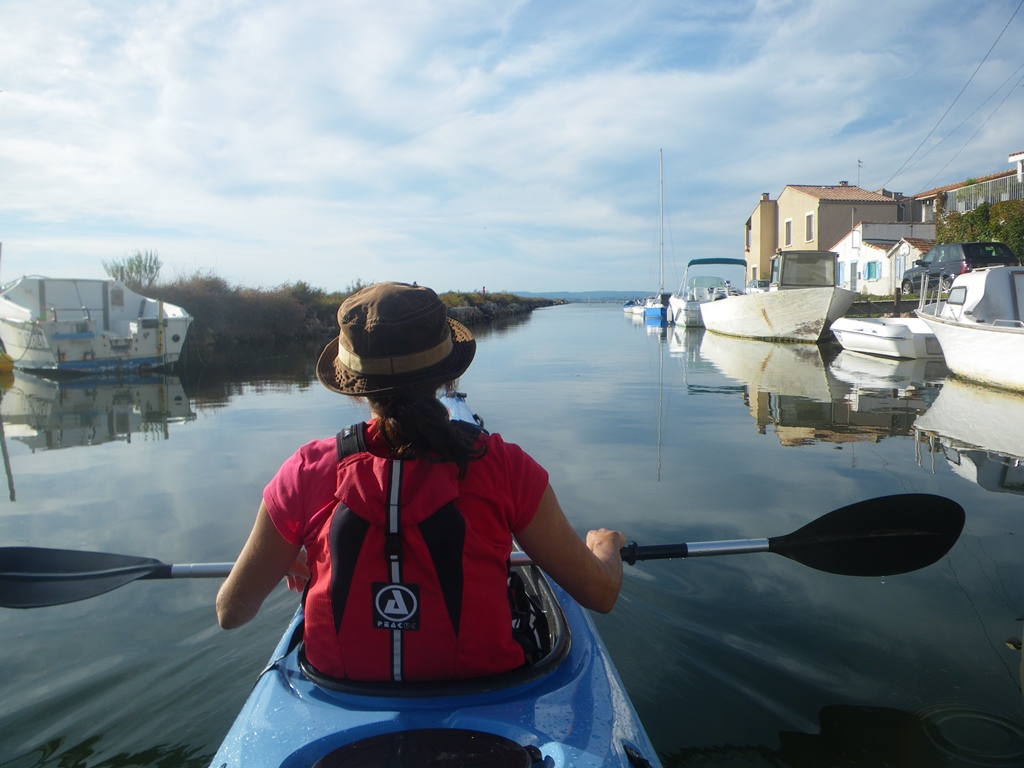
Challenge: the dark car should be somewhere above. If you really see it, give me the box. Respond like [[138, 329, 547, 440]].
[[900, 241, 1019, 294]]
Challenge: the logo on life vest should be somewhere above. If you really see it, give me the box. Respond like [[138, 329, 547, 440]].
[[373, 583, 420, 630]]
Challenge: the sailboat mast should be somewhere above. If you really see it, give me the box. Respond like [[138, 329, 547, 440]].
[[658, 149, 664, 293]]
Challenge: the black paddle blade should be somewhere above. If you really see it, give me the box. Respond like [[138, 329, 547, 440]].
[[768, 494, 965, 577], [0, 547, 169, 609]]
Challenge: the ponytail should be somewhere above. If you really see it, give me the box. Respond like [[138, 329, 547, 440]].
[[367, 385, 485, 477]]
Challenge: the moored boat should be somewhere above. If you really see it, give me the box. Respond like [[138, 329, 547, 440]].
[[0, 276, 192, 375], [644, 150, 671, 326], [700, 250, 855, 343], [668, 257, 747, 327], [210, 564, 661, 767], [915, 265, 1024, 392], [830, 316, 943, 360]]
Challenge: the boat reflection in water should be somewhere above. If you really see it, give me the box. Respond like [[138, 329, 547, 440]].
[[697, 333, 943, 446], [0, 370, 195, 452], [915, 377, 1024, 495], [827, 350, 947, 416]]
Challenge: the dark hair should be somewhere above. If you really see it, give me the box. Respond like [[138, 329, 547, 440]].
[[367, 385, 485, 477]]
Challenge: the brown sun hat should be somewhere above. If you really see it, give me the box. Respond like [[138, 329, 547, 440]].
[[316, 282, 475, 396]]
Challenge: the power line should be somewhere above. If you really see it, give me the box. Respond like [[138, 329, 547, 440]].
[[921, 66, 1024, 190], [902, 59, 1024, 180], [881, 0, 1024, 189]]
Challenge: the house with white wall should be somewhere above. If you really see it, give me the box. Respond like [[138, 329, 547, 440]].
[[830, 222, 935, 296], [745, 183, 905, 285]]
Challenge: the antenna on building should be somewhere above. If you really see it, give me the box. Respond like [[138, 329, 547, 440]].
[[857, 159, 863, 188]]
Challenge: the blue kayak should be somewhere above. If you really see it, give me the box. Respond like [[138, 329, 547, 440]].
[[210, 562, 661, 767]]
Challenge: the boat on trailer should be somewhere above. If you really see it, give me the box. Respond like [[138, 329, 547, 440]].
[[0, 276, 192, 375]]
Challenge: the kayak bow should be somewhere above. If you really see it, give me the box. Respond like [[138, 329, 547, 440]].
[[210, 563, 661, 767]]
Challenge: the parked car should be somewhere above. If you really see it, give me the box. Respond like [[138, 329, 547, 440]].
[[745, 279, 769, 294], [901, 241, 1020, 295]]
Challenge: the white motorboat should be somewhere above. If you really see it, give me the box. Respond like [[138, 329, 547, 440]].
[[830, 316, 944, 360], [699, 250, 855, 343], [668, 257, 747, 327], [0, 276, 192, 375], [915, 265, 1024, 392]]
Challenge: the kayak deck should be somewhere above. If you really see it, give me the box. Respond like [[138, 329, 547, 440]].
[[211, 565, 660, 767]]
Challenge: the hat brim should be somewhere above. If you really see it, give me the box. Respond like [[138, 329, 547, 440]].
[[316, 317, 476, 396]]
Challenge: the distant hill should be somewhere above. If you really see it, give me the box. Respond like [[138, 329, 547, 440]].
[[512, 290, 651, 303]]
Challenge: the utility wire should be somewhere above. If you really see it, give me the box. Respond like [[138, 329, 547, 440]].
[[881, 0, 1024, 189], [921, 66, 1024, 190], [902, 59, 1024, 181]]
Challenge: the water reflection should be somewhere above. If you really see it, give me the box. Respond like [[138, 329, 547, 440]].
[[0, 371, 195, 452], [915, 378, 1024, 495], [662, 704, 1024, 767], [691, 333, 942, 446], [9, 735, 208, 768]]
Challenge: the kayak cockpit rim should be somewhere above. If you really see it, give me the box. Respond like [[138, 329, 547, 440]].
[[284, 564, 573, 698]]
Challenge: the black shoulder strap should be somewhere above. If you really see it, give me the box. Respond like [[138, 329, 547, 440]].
[[336, 423, 367, 460]]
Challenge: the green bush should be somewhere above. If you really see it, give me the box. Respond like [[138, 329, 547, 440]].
[[139, 272, 546, 351], [938, 200, 1024, 258]]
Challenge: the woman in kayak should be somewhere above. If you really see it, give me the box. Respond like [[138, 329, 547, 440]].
[[216, 281, 626, 681]]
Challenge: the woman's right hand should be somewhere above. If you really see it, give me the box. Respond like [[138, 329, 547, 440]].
[[586, 528, 627, 563]]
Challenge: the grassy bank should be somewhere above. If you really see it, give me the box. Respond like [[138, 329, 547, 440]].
[[143, 273, 561, 354]]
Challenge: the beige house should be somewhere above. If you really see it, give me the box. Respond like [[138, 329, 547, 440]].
[[745, 183, 903, 283]]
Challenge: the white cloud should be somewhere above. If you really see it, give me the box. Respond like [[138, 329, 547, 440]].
[[1, 0, 1023, 291]]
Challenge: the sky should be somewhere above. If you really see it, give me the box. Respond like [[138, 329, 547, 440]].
[[2, 0, 1024, 295]]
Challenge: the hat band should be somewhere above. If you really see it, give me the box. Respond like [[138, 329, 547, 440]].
[[337, 334, 453, 376]]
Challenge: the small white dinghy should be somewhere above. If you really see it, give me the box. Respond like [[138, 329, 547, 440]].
[[830, 316, 943, 360]]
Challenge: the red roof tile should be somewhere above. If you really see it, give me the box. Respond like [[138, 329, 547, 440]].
[[787, 185, 896, 202]]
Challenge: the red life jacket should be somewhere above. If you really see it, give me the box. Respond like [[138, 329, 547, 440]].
[[301, 423, 527, 681]]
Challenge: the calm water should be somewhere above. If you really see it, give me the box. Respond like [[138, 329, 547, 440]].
[[1, 303, 1022, 767]]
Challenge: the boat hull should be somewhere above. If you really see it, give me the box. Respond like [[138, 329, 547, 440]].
[[0, 277, 192, 375], [699, 287, 855, 343], [668, 297, 703, 327], [211, 570, 661, 768], [830, 316, 944, 360], [916, 312, 1024, 392]]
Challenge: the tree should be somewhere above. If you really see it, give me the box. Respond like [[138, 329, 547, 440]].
[[102, 249, 163, 290]]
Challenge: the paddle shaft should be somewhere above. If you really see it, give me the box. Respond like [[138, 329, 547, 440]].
[[0, 493, 965, 608], [70, 547, 766, 579], [117, 544, 768, 578]]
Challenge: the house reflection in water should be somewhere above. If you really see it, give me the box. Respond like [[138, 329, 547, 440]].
[[694, 330, 946, 447], [0, 370, 196, 452]]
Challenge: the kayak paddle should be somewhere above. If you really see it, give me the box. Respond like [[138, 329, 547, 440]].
[[611, 492, 964, 577], [0, 548, 232, 609], [0, 493, 963, 609]]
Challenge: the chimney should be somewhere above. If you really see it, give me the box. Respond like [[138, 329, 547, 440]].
[[838, 180, 849, 186], [761, 192, 770, 200]]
